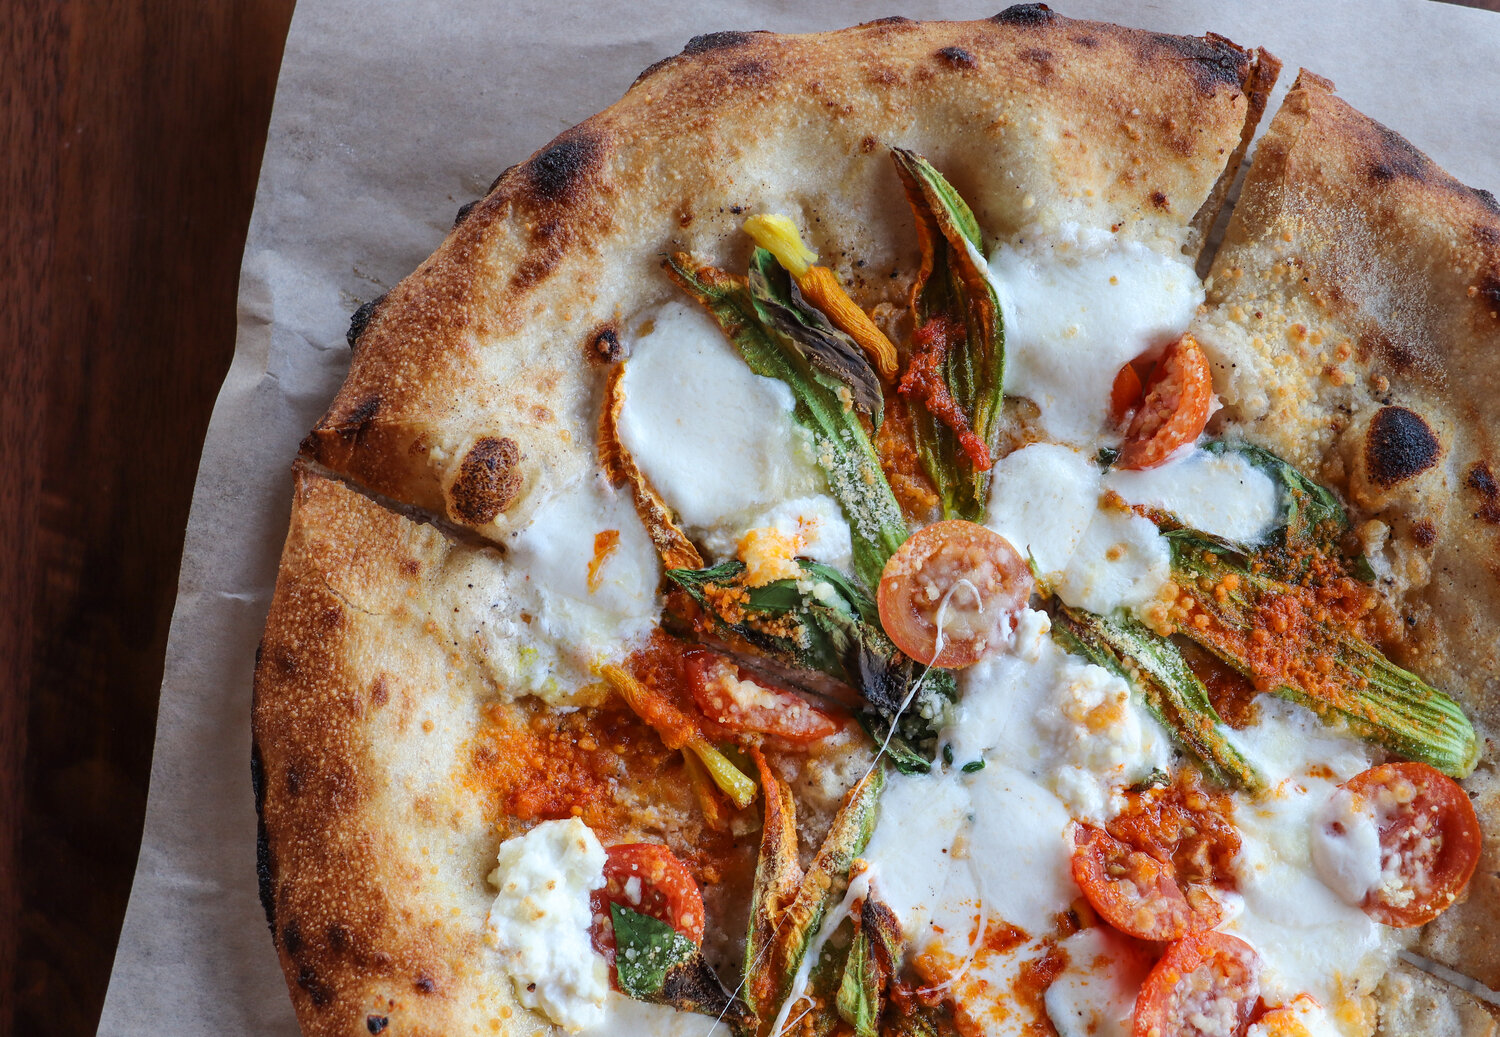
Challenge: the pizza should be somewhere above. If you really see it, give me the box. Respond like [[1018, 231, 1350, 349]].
[[251, 8, 1500, 1037]]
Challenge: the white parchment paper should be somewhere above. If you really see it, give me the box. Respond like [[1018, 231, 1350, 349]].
[[97, 1, 1500, 1032]]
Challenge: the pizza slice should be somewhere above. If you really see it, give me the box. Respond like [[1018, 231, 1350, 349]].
[[254, 9, 1500, 1037]]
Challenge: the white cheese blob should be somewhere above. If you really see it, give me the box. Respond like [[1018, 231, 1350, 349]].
[[1246, 995, 1345, 1037], [1221, 699, 1398, 1012], [1045, 927, 1152, 1037], [485, 819, 609, 1032], [948, 609, 1170, 822], [988, 224, 1204, 444], [498, 474, 661, 700], [616, 300, 822, 534], [700, 493, 854, 572], [983, 442, 1170, 616], [1104, 448, 1280, 547], [1309, 787, 1384, 907]]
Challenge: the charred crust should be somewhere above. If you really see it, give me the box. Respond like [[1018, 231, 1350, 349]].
[[1472, 187, 1500, 215], [1022, 47, 1055, 72], [633, 55, 674, 86], [326, 922, 351, 953], [865, 15, 917, 26], [252, 743, 277, 933], [1467, 461, 1500, 523], [1365, 406, 1441, 486], [327, 396, 382, 442], [588, 323, 626, 364], [487, 163, 518, 195], [1367, 121, 1429, 184], [1139, 32, 1248, 94], [449, 436, 522, 525], [283, 918, 304, 955], [366, 1017, 389, 1034], [1476, 275, 1500, 318], [1151, 190, 1170, 210], [286, 763, 303, 797], [526, 132, 603, 202], [991, 4, 1056, 26], [297, 964, 334, 1009], [414, 974, 438, 994], [1412, 519, 1438, 548], [936, 45, 976, 69], [682, 30, 760, 56], [728, 59, 771, 80], [453, 199, 479, 228], [346, 295, 387, 351], [1072, 32, 1100, 47]]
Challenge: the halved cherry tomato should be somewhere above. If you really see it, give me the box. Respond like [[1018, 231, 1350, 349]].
[[1133, 932, 1261, 1037], [876, 520, 1033, 668], [1110, 359, 1146, 425], [1070, 823, 1220, 941], [1117, 334, 1214, 470], [684, 651, 839, 745], [1341, 761, 1481, 927], [590, 843, 705, 979]]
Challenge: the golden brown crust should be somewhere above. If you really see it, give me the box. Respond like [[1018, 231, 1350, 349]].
[[254, 468, 539, 1037], [1194, 70, 1500, 997], [303, 10, 1272, 540]]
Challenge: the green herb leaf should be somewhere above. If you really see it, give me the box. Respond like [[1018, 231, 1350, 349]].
[[890, 148, 1007, 522], [961, 759, 986, 773], [1050, 602, 1263, 791], [666, 252, 907, 589], [610, 904, 749, 1023], [749, 249, 884, 424]]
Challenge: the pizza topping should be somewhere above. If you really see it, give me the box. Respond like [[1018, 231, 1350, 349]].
[[600, 664, 758, 808], [485, 819, 611, 1031], [742, 212, 900, 381], [1132, 931, 1261, 1037], [1339, 761, 1481, 927], [876, 520, 1033, 668], [684, 650, 839, 745], [1308, 785, 1384, 906], [987, 223, 1204, 447], [590, 843, 705, 963], [1117, 334, 1216, 471], [1103, 448, 1280, 550], [1071, 822, 1201, 940], [1044, 925, 1154, 1037], [667, 252, 909, 589], [891, 148, 1007, 522], [1245, 995, 1342, 1037]]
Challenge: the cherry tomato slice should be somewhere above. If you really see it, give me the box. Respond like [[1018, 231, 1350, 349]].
[[1118, 334, 1214, 471], [684, 651, 839, 745], [1110, 359, 1146, 425], [1341, 761, 1481, 927], [1133, 932, 1261, 1037], [590, 843, 705, 979], [877, 520, 1033, 668], [1070, 823, 1221, 941]]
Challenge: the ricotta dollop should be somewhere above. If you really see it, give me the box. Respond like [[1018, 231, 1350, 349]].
[[485, 819, 609, 1032]]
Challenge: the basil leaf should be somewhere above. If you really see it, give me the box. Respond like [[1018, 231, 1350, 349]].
[[749, 249, 884, 424], [610, 903, 749, 1023]]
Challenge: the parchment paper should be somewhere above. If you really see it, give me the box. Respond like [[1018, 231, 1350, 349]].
[[97, 1, 1500, 1032]]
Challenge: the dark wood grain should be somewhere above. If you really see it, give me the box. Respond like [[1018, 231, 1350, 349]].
[[2, 1, 294, 1033]]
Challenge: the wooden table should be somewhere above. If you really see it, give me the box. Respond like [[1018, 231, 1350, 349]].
[[3, 1, 1497, 1034]]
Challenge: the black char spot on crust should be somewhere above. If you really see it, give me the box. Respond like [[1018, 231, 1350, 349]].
[[328, 396, 381, 442], [589, 323, 626, 364], [366, 1017, 389, 1035], [682, 30, 762, 55], [991, 4, 1056, 26], [1139, 31, 1247, 93], [1365, 406, 1441, 486], [453, 199, 479, 228], [252, 742, 277, 933], [346, 294, 387, 351], [449, 436, 523, 525], [526, 132, 604, 202], [1367, 121, 1430, 183], [865, 15, 917, 26], [937, 45, 976, 68], [1466, 461, 1500, 524], [1472, 187, 1500, 214]]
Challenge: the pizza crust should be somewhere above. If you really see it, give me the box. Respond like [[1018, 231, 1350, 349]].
[[302, 10, 1273, 545], [1193, 70, 1500, 996]]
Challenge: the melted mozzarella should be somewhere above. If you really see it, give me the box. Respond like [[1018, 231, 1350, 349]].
[[1247, 995, 1345, 1037], [984, 442, 1171, 616], [577, 994, 730, 1037], [702, 493, 854, 572], [1310, 787, 1383, 907], [616, 300, 823, 536], [1104, 448, 1280, 547], [1045, 927, 1152, 1037], [1221, 700, 1398, 1011], [988, 224, 1204, 444], [949, 609, 1169, 822], [486, 820, 609, 1032], [496, 474, 660, 700]]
